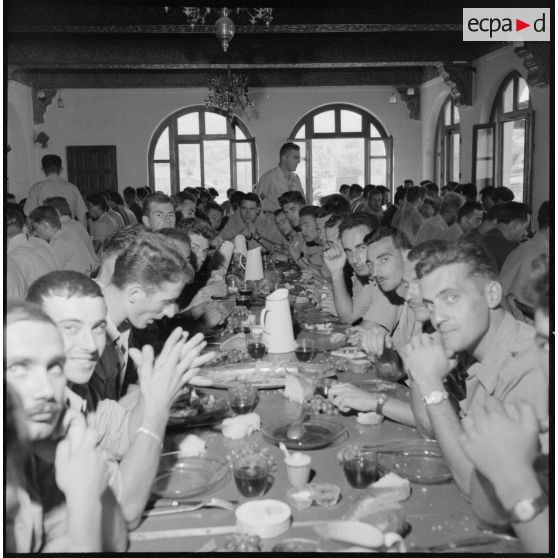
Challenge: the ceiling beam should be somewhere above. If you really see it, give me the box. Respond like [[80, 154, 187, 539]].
[[9, 23, 463, 34], [13, 67, 429, 89]]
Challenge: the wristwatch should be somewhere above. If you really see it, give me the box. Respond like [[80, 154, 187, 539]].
[[508, 494, 548, 523], [254, 234, 261, 241], [423, 390, 449, 406], [376, 394, 389, 415]]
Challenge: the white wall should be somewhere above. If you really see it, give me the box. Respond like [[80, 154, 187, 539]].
[[10, 86, 421, 199], [420, 45, 550, 214], [7, 44, 549, 213], [6, 81, 35, 201]]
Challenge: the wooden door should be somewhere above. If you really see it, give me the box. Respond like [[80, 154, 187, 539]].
[[66, 146, 117, 197]]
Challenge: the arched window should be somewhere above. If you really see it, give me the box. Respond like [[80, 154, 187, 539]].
[[289, 104, 392, 204], [434, 95, 460, 185], [473, 72, 533, 203], [148, 106, 256, 202]]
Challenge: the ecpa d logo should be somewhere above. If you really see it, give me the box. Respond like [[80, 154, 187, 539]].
[[463, 8, 550, 41]]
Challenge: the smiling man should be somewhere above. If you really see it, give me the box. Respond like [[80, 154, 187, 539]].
[[92, 232, 193, 400], [5, 302, 127, 552], [399, 240, 548, 497], [26, 270, 211, 529]]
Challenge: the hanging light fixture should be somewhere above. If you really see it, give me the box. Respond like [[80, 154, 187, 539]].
[[57, 91, 65, 108], [389, 93, 397, 104], [169, 7, 273, 52], [205, 65, 254, 117], [406, 86, 415, 96], [214, 8, 235, 52]]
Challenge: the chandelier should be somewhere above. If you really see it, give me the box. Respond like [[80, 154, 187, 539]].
[[205, 66, 254, 117], [165, 7, 273, 52]]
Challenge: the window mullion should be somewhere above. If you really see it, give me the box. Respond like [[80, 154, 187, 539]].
[[169, 117, 179, 194], [364, 137, 370, 184], [199, 140, 205, 188]]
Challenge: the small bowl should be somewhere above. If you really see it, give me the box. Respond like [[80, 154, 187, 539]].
[[309, 483, 340, 507], [286, 486, 314, 510], [377, 440, 451, 484]]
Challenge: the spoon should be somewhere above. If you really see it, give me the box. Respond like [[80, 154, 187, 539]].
[[286, 421, 306, 441], [278, 442, 291, 459]]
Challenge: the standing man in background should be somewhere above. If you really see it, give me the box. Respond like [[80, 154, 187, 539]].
[[24, 155, 88, 227], [254, 142, 306, 213]]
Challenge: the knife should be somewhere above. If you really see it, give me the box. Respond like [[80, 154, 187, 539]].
[[146, 498, 238, 511]]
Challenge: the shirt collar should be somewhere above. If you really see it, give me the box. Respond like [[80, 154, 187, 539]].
[[64, 387, 88, 414], [60, 215, 71, 224]]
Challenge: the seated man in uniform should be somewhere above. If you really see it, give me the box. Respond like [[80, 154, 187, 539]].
[[288, 205, 328, 279], [5, 302, 127, 552], [221, 193, 282, 252], [359, 227, 419, 348], [28, 205, 97, 276], [142, 192, 176, 231], [27, 271, 211, 529], [399, 240, 548, 498]]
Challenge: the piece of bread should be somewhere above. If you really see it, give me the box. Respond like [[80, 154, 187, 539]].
[[345, 495, 405, 533], [283, 374, 315, 404], [178, 434, 207, 457], [369, 473, 411, 501], [221, 413, 261, 440]]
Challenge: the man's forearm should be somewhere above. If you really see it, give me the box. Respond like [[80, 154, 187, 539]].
[[100, 487, 129, 551], [425, 400, 473, 496], [409, 381, 434, 437], [331, 270, 356, 323], [382, 398, 416, 427], [64, 492, 103, 551], [117, 411, 168, 528]]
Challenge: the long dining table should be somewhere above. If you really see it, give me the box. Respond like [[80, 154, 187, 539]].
[[130, 371, 520, 553], [129, 273, 522, 552]]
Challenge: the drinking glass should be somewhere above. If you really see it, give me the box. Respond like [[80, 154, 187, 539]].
[[239, 280, 254, 297], [342, 445, 379, 489], [228, 382, 258, 415], [226, 274, 240, 295], [375, 346, 405, 382], [246, 329, 267, 359], [233, 453, 269, 498], [294, 338, 317, 362]]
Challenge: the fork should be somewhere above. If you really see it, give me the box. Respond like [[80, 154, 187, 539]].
[[142, 497, 237, 518]]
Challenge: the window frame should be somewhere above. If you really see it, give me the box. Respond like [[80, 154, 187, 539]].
[[288, 103, 393, 202], [488, 72, 534, 205], [148, 105, 257, 195], [434, 95, 461, 185]]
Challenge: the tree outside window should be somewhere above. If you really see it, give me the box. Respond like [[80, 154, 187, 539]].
[[289, 104, 392, 205]]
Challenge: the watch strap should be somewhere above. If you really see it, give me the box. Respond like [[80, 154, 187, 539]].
[[509, 493, 548, 523]]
